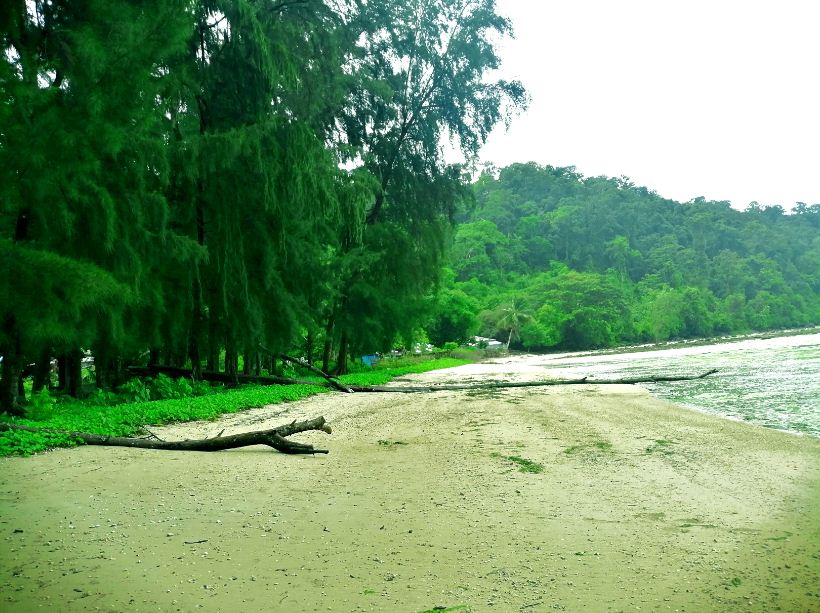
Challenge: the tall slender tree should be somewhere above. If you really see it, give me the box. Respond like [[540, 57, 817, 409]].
[[1, 0, 192, 408], [328, 0, 527, 370]]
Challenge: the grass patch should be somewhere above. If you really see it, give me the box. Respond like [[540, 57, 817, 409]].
[[565, 440, 613, 455], [337, 357, 467, 386], [644, 439, 676, 455], [377, 440, 408, 447], [418, 606, 469, 613], [492, 452, 544, 474], [1, 357, 469, 457]]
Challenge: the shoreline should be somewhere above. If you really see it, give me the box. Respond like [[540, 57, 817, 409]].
[[525, 325, 820, 360], [1, 359, 818, 612], [509, 332, 820, 439]]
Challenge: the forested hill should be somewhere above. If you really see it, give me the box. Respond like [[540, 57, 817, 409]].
[[426, 163, 820, 350]]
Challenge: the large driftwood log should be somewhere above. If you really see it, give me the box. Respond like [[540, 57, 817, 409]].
[[346, 368, 719, 393], [0, 417, 332, 454], [127, 365, 718, 393]]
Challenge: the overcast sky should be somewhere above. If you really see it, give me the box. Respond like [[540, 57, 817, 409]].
[[479, 0, 820, 209]]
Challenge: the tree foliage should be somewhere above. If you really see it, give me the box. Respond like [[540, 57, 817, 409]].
[[437, 163, 819, 350], [0, 0, 524, 411]]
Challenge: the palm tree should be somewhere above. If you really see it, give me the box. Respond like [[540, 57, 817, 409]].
[[498, 298, 532, 350]]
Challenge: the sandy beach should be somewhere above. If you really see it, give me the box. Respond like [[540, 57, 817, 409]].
[[1, 357, 818, 612]]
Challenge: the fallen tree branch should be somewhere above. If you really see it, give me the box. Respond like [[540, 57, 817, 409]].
[[346, 369, 719, 393], [259, 346, 353, 394], [0, 417, 332, 454]]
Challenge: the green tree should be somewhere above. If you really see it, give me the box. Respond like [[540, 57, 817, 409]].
[[426, 283, 480, 346], [1, 0, 191, 409], [327, 0, 527, 370]]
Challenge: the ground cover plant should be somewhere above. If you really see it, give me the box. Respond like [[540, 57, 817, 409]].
[[491, 452, 545, 473], [0, 357, 468, 457]]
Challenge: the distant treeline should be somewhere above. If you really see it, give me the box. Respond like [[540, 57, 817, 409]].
[[0, 0, 525, 413], [426, 163, 820, 350]]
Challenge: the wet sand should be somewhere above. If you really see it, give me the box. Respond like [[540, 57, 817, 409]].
[[1, 358, 819, 612]]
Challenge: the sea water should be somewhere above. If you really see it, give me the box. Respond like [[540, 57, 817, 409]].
[[532, 331, 820, 437]]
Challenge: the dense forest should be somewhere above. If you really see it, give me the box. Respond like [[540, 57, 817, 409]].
[[426, 163, 820, 350], [0, 0, 525, 413]]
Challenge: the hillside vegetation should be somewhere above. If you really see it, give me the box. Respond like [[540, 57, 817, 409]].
[[426, 163, 819, 350]]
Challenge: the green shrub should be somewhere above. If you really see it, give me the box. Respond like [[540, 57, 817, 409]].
[[148, 374, 193, 399], [24, 389, 56, 422], [119, 378, 151, 402]]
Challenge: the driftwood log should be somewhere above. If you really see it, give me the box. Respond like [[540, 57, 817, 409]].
[[0, 417, 331, 454], [346, 368, 719, 393], [129, 364, 717, 393]]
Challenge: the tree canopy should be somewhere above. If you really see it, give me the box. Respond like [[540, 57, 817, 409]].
[[0, 0, 525, 412]]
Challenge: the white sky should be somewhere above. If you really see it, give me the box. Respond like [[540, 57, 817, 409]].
[[479, 0, 820, 209]]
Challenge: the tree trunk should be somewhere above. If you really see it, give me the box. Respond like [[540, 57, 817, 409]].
[[93, 344, 110, 390], [188, 325, 202, 381], [1, 211, 29, 414], [321, 339, 332, 376], [206, 315, 219, 372], [57, 354, 69, 392], [31, 349, 52, 393], [67, 350, 83, 398], [346, 369, 720, 393], [305, 330, 315, 365], [242, 350, 252, 376], [127, 365, 719, 395], [241, 346, 260, 377], [0, 416, 332, 454], [333, 330, 349, 376], [224, 338, 239, 386], [95, 354, 125, 391], [0, 323, 25, 416], [148, 349, 160, 367], [321, 313, 334, 374], [188, 208, 206, 380]]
